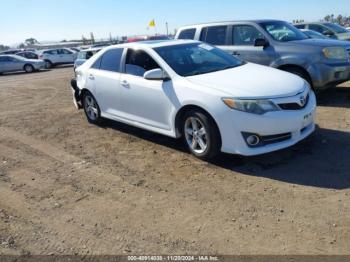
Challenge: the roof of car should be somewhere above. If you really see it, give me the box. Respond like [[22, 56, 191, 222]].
[[295, 22, 330, 25], [108, 39, 200, 49], [178, 19, 284, 28]]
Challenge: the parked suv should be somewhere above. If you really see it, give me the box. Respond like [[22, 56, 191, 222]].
[[295, 22, 350, 41], [38, 48, 77, 69], [175, 20, 350, 90], [74, 47, 102, 70]]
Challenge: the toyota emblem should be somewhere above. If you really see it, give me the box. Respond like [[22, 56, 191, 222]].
[[300, 95, 306, 106]]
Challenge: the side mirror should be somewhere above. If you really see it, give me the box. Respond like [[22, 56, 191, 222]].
[[254, 38, 269, 48], [144, 68, 170, 81]]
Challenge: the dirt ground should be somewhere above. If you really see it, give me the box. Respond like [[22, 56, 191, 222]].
[[0, 67, 349, 256]]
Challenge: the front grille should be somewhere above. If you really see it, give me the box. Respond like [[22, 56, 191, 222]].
[[278, 93, 309, 110]]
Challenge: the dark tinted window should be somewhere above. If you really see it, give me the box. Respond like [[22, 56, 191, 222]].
[[178, 28, 196, 40], [232, 25, 264, 45], [125, 49, 160, 77], [61, 49, 73, 54], [294, 24, 306, 29], [309, 24, 327, 34], [200, 26, 227, 45], [99, 48, 123, 72]]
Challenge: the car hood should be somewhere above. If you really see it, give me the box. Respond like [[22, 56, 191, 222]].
[[186, 63, 306, 99], [336, 32, 350, 40], [288, 38, 350, 47]]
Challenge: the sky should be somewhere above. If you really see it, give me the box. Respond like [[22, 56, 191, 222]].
[[0, 0, 349, 46]]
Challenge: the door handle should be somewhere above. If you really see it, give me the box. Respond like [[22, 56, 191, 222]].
[[121, 80, 129, 87], [89, 74, 95, 80]]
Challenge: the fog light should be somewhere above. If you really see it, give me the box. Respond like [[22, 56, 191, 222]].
[[246, 135, 260, 146]]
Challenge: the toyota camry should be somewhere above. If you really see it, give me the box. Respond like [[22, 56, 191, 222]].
[[71, 40, 316, 160]]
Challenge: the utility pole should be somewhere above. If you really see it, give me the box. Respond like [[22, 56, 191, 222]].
[[166, 22, 169, 36]]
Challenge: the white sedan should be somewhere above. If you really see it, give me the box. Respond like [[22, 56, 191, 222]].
[[71, 40, 316, 160]]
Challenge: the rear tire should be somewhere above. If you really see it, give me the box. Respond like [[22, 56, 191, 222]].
[[24, 64, 34, 73], [82, 91, 102, 125], [182, 110, 221, 160]]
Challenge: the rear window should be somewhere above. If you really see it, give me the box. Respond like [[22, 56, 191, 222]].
[[99, 48, 123, 72], [294, 24, 306, 29], [178, 28, 196, 40], [78, 51, 87, 59], [200, 26, 228, 45]]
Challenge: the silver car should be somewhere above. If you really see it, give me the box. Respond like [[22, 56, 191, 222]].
[[0, 55, 45, 74], [175, 20, 350, 90]]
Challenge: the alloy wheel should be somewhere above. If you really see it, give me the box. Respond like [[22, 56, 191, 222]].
[[184, 117, 208, 154], [84, 95, 99, 121]]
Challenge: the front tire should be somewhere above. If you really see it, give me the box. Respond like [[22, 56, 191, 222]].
[[44, 60, 53, 69], [82, 91, 102, 124], [182, 110, 221, 160]]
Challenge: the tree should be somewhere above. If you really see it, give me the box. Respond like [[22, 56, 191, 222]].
[[324, 15, 331, 22], [337, 15, 343, 24], [25, 38, 39, 46], [0, 44, 10, 52]]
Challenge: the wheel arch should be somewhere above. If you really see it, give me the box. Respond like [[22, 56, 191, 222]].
[[174, 104, 222, 143], [23, 63, 34, 70], [277, 64, 313, 88]]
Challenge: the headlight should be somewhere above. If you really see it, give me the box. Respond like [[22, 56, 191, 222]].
[[323, 47, 347, 59], [222, 98, 280, 115]]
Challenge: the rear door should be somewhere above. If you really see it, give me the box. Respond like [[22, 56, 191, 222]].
[[89, 48, 124, 116], [0, 56, 12, 72], [225, 24, 277, 65], [5, 57, 24, 72]]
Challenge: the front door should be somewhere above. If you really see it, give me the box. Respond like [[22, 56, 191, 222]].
[[224, 24, 277, 66], [119, 48, 173, 130]]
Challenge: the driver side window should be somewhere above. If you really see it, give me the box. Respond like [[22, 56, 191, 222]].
[[309, 24, 327, 34], [232, 25, 264, 46], [125, 49, 160, 77]]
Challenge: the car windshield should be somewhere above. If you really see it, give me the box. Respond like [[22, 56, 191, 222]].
[[154, 43, 243, 77], [259, 21, 308, 42], [324, 23, 348, 34]]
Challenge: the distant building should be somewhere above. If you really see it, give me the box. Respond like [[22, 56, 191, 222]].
[[28, 41, 84, 50]]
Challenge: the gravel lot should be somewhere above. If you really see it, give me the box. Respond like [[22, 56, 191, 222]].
[[0, 67, 349, 255]]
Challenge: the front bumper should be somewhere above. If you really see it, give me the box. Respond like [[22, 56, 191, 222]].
[[311, 62, 350, 89], [218, 92, 317, 156]]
